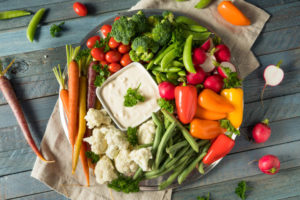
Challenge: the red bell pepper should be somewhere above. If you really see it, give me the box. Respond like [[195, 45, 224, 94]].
[[175, 84, 197, 124], [202, 134, 235, 165]]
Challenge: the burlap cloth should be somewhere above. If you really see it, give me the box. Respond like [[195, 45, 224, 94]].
[[31, 0, 270, 199]]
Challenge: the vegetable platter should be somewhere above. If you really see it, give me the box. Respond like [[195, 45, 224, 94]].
[[57, 9, 244, 192]]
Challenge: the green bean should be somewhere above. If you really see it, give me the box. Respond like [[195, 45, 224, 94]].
[[154, 44, 175, 65], [166, 140, 188, 158], [161, 109, 199, 152], [177, 148, 208, 184], [165, 146, 193, 168], [161, 49, 177, 70], [155, 122, 176, 169], [183, 35, 196, 73], [152, 112, 164, 154], [166, 72, 179, 80], [133, 168, 143, 180], [178, 70, 186, 76], [198, 162, 205, 174], [195, 0, 212, 9], [168, 137, 174, 148], [0, 10, 31, 20], [137, 143, 153, 149], [175, 16, 199, 25], [146, 60, 155, 70], [164, 117, 171, 129], [27, 8, 46, 42], [153, 66, 182, 73]]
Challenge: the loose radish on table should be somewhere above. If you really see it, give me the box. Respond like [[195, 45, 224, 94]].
[[214, 44, 231, 62], [252, 119, 271, 143], [217, 62, 237, 78], [201, 38, 214, 52], [0, 59, 54, 163], [158, 81, 176, 100], [192, 48, 207, 65], [187, 67, 206, 85], [261, 60, 284, 103], [200, 53, 216, 72], [203, 74, 224, 93], [258, 154, 280, 175]]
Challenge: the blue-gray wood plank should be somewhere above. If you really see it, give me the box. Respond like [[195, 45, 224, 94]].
[[0, 0, 299, 199]]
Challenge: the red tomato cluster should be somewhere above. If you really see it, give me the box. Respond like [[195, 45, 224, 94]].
[[86, 23, 132, 74]]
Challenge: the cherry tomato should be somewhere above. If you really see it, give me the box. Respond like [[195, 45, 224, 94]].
[[91, 48, 105, 61], [86, 35, 100, 49], [73, 2, 87, 16], [100, 24, 112, 38], [120, 53, 132, 67], [105, 50, 121, 63], [108, 37, 120, 49], [114, 16, 120, 21], [100, 60, 109, 66], [108, 63, 121, 73], [118, 44, 131, 54]]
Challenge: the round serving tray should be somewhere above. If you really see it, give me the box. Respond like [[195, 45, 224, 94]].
[[59, 9, 240, 191]]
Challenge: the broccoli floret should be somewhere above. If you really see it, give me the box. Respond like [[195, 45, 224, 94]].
[[129, 36, 159, 62], [131, 10, 148, 33], [148, 15, 163, 26], [111, 16, 137, 45], [162, 11, 175, 23], [152, 19, 173, 46]]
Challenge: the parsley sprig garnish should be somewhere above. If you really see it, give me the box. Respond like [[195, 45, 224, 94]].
[[157, 98, 174, 113], [127, 127, 138, 146], [235, 181, 249, 200], [94, 33, 111, 52], [220, 119, 240, 136], [85, 151, 100, 164], [50, 22, 65, 37], [93, 64, 110, 87], [108, 174, 142, 193], [123, 83, 145, 107], [197, 192, 210, 200], [223, 68, 242, 89]]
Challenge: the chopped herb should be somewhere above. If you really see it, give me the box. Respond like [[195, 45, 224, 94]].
[[50, 22, 65, 37], [108, 174, 142, 193], [94, 33, 111, 52], [157, 98, 174, 113], [235, 181, 249, 200], [123, 83, 145, 107], [85, 151, 100, 164], [220, 119, 240, 136], [127, 127, 138, 146], [197, 192, 210, 200], [93, 64, 110, 87], [223, 71, 242, 89]]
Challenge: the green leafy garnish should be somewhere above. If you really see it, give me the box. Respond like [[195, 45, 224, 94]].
[[235, 181, 249, 200], [94, 33, 111, 52], [127, 127, 138, 146], [50, 22, 65, 37], [223, 71, 242, 89], [93, 64, 110, 87], [197, 192, 210, 200], [157, 98, 174, 113], [123, 83, 145, 107], [220, 119, 240, 136], [108, 174, 142, 193], [85, 151, 100, 164]]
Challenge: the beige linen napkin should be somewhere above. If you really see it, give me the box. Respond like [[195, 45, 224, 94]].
[[32, 1, 269, 199]]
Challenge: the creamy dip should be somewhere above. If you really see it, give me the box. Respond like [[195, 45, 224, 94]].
[[100, 63, 160, 129]]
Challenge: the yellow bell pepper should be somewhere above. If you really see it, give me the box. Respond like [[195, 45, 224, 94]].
[[221, 88, 243, 128]]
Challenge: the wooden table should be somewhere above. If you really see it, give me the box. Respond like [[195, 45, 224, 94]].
[[0, 0, 299, 199]]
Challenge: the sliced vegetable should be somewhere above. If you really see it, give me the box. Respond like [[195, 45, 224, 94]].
[[258, 154, 280, 175], [200, 53, 216, 72], [190, 119, 225, 139], [26, 8, 46, 42], [195, 106, 227, 120], [183, 35, 196, 73], [252, 119, 271, 143], [0, 10, 31, 20]]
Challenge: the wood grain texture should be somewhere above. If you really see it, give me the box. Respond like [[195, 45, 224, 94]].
[[13, 191, 68, 200]]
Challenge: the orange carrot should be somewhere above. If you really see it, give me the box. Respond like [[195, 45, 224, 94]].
[[60, 89, 69, 118], [80, 142, 90, 186]]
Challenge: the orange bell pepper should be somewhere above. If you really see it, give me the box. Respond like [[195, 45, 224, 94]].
[[221, 88, 244, 128], [190, 118, 225, 139], [198, 89, 234, 113], [217, 1, 251, 26], [195, 106, 227, 120]]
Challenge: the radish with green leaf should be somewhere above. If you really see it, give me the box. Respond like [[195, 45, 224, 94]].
[[217, 62, 237, 78], [258, 154, 280, 175], [252, 119, 271, 143]]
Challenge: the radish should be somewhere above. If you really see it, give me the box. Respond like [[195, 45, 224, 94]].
[[0, 59, 53, 163], [158, 81, 176, 100], [201, 38, 214, 52], [200, 53, 216, 72], [203, 74, 224, 93], [192, 48, 207, 65], [217, 62, 237, 78], [261, 60, 284, 103], [252, 119, 271, 143], [187, 67, 206, 85], [214, 44, 231, 62], [258, 154, 280, 175]]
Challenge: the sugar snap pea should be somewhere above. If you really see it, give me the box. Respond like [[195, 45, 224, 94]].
[[178, 70, 186, 76], [27, 8, 46, 42], [146, 60, 155, 70], [153, 66, 182, 73], [195, 0, 212, 9], [161, 49, 177, 70], [154, 44, 175, 65], [172, 60, 184, 67], [166, 72, 179, 80], [0, 10, 31, 20], [183, 35, 196, 73], [186, 24, 207, 32], [175, 16, 199, 25]]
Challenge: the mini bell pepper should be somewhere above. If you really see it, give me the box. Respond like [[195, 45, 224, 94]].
[[190, 118, 225, 139], [221, 88, 243, 128], [198, 89, 234, 113], [202, 134, 235, 165], [175, 84, 197, 124], [195, 106, 227, 120]]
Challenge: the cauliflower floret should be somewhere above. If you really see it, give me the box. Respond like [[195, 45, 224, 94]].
[[85, 108, 111, 129], [115, 149, 138, 176], [84, 128, 108, 155], [138, 120, 156, 145], [105, 126, 130, 159], [130, 147, 153, 171], [105, 145, 120, 160], [94, 156, 117, 184]]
